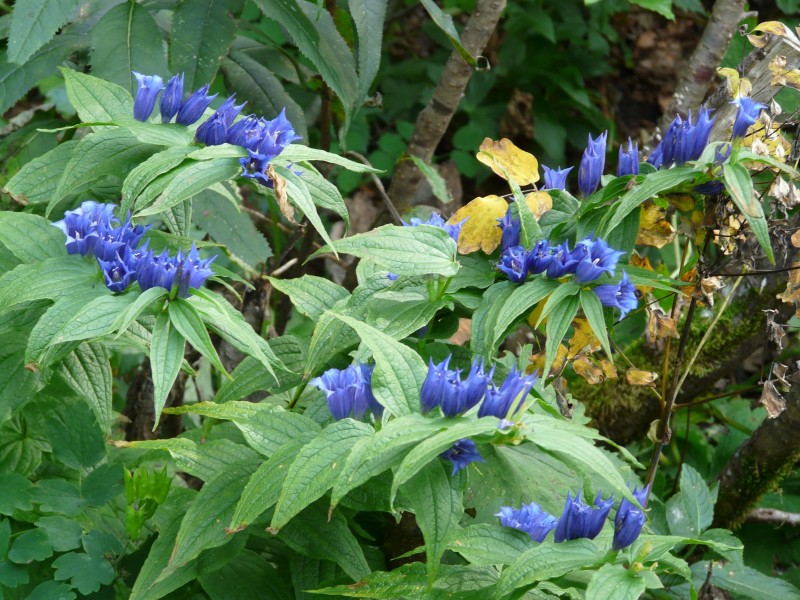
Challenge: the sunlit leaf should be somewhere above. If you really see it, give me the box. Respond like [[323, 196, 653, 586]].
[[637, 200, 675, 248], [477, 138, 539, 185], [626, 368, 658, 387], [447, 194, 507, 254]]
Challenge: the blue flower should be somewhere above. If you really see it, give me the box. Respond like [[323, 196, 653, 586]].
[[176, 84, 217, 126], [407, 212, 464, 243], [498, 245, 528, 283], [497, 206, 520, 252], [573, 238, 625, 283], [421, 355, 452, 414], [97, 253, 136, 293], [646, 144, 664, 169], [593, 271, 638, 318], [196, 95, 246, 145], [359, 363, 384, 418], [525, 239, 553, 275], [542, 165, 572, 191], [310, 364, 370, 420], [235, 109, 302, 185], [160, 73, 184, 123], [135, 244, 215, 298], [94, 216, 150, 262], [554, 491, 614, 542], [497, 502, 558, 542], [478, 366, 537, 419], [650, 109, 716, 168], [132, 72, 164, 122], [53, 201, 118, 256], [578, 131, 607, 197], [440, 438, 484, 475], [691, 108, 715, 159], [731, 96, 767, 139], [613, 485, 649, 551], [545, 242, 579, 279], [617, 138, 639, 177], [421, 355, 490, 416]]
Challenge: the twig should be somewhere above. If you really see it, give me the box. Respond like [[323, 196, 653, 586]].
[[746, 508, 800, 526], [345, 150, 404, 224], [387, 0, 507, 209]]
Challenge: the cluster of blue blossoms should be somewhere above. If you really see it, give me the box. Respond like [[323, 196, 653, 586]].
[[132, 72, 300, 186], [54, 201, 215, 297], [498, 484, 649, 551], [497, 234, 638, 319], [309, 363, 383, 421]]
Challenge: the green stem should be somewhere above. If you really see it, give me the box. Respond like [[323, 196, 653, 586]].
[[288, 382, 308, 410]]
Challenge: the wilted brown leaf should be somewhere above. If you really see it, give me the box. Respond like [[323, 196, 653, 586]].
[[447, 195, 507, 254], [267, 164, 295, 224], [791, 230, 800, 248], [599, 359, 618, 380], [529, 344, 568, 377], [666, 193, 695, 212], [637, 201, 675, 248], [699, 277, 724, 307], [764, 309, 786, 349], [477, 138, 540, 185], [646, 306, 680, 340], [773, 362, 790, 387], [680, 268, 698, 298], [760, 380, 786, 418], [626, 368, 658, 387], [567, 318, 602, 359], [776, 263, 800, 318], [573, 355, 605, 384], [630, 253, 655, 295]]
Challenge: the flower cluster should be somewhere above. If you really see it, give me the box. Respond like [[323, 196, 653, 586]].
[[578, 132, 608, 197], [406, 212, 465, 243], [421, 356, 537, 420], [497, 237, 637, 318], [647, 108, 714, 169], [132, 71, 301, 186], [498, 485, 648, 550], [309, 363, 384, 421], [53, 201, 215, 296]]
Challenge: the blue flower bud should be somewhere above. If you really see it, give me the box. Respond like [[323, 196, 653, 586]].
[[440, 438, 484, 476], [196, 95, 246, 145], [497, 502, 558, 542], [132, 72, 164, 122], [612, 484, 649, 550], [310, 364, 370, 421], [421, 356, 452, 414], [617, 138, 639, 177], [478, 366, 537, 419], [176, 84, 217, 126], [53, 201, 118, 257], [497, 206, 520, 252], [525, 239, 552, 275], [160, 73, 184, 123], [554, 491, 613, 542], [98, 253, 136, 293], [545, 242, 579, 279], [578, 131, 607, 197], [542, 165, 572, 191], [731, 96, 767, 139]]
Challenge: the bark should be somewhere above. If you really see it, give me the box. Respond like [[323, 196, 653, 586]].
[[746, 508, 800, 526], [713, 388, 800, 529], [387, 0, 507, 210]]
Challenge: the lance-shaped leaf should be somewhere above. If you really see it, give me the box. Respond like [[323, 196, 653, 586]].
[[150, 311, 186, 427]]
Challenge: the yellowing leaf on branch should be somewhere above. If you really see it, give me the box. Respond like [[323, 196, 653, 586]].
[[630, 253, 655, 295], [718, 67, 751, 97], [637, 201, 675, 248], [447, 195, 507, 254], [572, 355, 605, 385], [529, 344, 567, 377], [626, 368, 658, 387], [524, 191, 552, 219], [477, 138, 540, 185], [567, 318, 602, 359]]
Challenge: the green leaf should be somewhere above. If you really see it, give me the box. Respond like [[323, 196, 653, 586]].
[[535, 281, 580, 327], [666, 464, 714, 537], [317, 224, 459, 277], [278, 500, 370, 581], [410, 156, 453, 204], [628, 0, 675, 19], [586, 563, 646, 600], [60, 342, 113, 431], [271, 419, 373, 529], [222, 40, 308, 140], [121, 146, 193, 214], [724, 161, 774, 264], [298, 168, 350, 230], [35, 517, 82, 553], [0, 36, 84, 115], [90, 2, 168, 94], [0, 473, 33, 515], [580, 289, 612, 359], [0, 258, 99, 315], [228, 437, 310, 531], [167, 460, 257, 570], [8, 528, 53, 563], [169, 299, 229, 377], [305, 304, 359, 376], [25, 581, 77, 600], [278, 144, 382, 173], [199, 549, 294, 600], [7, 0, 78, 64], [31, 479, 82, 516], [447, 524, 533, 566], [708, 562, 800, 600], [470, 281, 517, 357], [50, 129, 158, 215], [488, 278, 559, 356], [111, 286, 168, 335], [391, 417, 499, 499], [494, 539, 602, 598], [193, 187, 272, 268], [122, 121, 195, 147], [331, 313, 427, 417], [350, 0, 387, 101], [543, 292, 580, 377], [150, 310, 186, 427], [403, 460, 463, 584], [599, 167, 695, 237], [41, 396, 105, 470], [366, 293, 446, 340], [268, 275, 350, 321], [164, 401, 321, 457], [170, 0, 244, 93], [253, 0, 358, 125], [274, 164, 337, 252], [135, 158, 243, 217], [52, 552, 115, 595], [0, 212, 66, 262], [419, 0, 479, 67], [3, 139, 80, 206], [60, 67, 135, 123]]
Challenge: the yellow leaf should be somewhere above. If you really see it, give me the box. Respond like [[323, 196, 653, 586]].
[[477, 138, 540, 185], [447, 195, 507, 254], [626, 368, 658, 387], [646, 306, 680, 340], [573, 355, 605, 385], [567, 318, 601, 359], [777, 262, 800, 318], [717, 68, 751, 97], [637, 201, 675, 248], [599, 359, 618, 380], [629, 253, 654, 295], [529, 344, 567, 377], [524, 191, 552, 219]]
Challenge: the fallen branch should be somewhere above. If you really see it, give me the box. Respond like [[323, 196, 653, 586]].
[[746, 508, 800, 526]]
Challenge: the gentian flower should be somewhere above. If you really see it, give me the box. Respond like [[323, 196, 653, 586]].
[[478, 366, 537, 419], [578, 131, 607, 197], [176, 84, 217, 126], [421, 355, 490, 416], [135, 244, 215, 298], [160, 73, 184, 123], [236, 109, 302, 185], [421, 355, 452, 414], [691, 108, 715, 158], [613, 485, 649, 551], [94, 216, 150, 262], [132, 72, 164, 122], [440, 438, 484, 476], [460, 359, 493, 413], [593, 271, 638, 318], [359, 363, 384, 418], [526, 239, 553, 275], [98, 254, 136, 293], [646, 144, 664, 169], [554, 491, 614, 542], [545, 242, 579, 279], [196, 95, 246, 145], [53, 201, 118, 256], [617, 138, 639, 177], [497, 502, 558, 542], [542, 165, 572, 191], [650, 109, 716, 168], [407, 212, 464, 243], [310, 364, 370, 420], [573, 238, 625, 283], [497, 206, 520, 252], [731, 96, 767, 139], [498, 245, 528, 283]]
